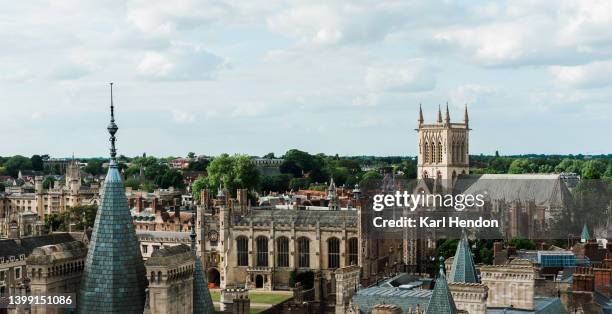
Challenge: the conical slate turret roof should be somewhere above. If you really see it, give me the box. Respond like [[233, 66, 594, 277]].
[[448, 230, 478, 283], [78, 84, 146, 313], [426, 259, 458, 314], [581, 223, 590, 242], [191, 215, 214, 313]]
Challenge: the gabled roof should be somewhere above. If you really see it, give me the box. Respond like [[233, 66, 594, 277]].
[[448, 231, 479, 284], [426, 263, 458, 314], [453, 174, 572, 208]]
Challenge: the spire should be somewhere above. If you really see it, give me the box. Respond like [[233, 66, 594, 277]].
[[425, 257, 458, 314], [445, 103, 450, 124], [418, 104, 424, 125], [464, 104, 469, 126], [190, 211, 215, 313], [437, 105, 443, 123], [328, 177, 336, 192], [581, 223, 590, 242], [107, 82, 118, 164], [449, 230, 479, 283], [79, 90, 146, 313]]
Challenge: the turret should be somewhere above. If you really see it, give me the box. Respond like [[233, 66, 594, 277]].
[[418, 104, 424, 125], [445, 103, 450, 124]]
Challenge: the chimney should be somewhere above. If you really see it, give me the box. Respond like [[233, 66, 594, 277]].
[[237, 189, 248, 214], [136, 197, 143, 213]]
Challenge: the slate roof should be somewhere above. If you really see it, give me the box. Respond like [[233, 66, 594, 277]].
[[78, 162, 147, 313], [0, 239, 27, 259], [233, 208, 358, 227], [486, 297, 567, 313], [425, 265, 458, 314], [0, 233, 84, 260], [27, 241, 87, 264], [352, 285, 431, 313], [453, 174, 572, 208], [448, 231, 479, 283], [581, 224, 590, 241], [145, 244, 192, 266], [192, 249, 214, 313], [190, 221, 214, 313]]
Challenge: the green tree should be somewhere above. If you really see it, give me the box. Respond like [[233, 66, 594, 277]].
[[479, 247, 493, 265], [360, 170, 382, 186], [261, 174, 292, 193], [205, 154, 261, 196], [187, 152, 196, 159], [42, 176, 55, 189], [508, 159, 537, 174], [581, 160, 606, 179], [280, 160, 302, 177], [156, 168, 184, 189], [43, 212, 69, 233], [538, 164, 553, 173], [191, 176, 208, 202], [31, 155, 44, 171], [84, 159, 105, 176], [554, 158, 583, 173], [67, 205, 98, 230], [398, 159, 417, 179], [5, 155, 33, 177], [124, 178, 141, 190], [289, 178, 310, 191], [141, 181, 157, 192]]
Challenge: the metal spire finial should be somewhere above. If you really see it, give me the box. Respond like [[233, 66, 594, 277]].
[[107, 82, 119, 164], [190, 212, 197, 252]]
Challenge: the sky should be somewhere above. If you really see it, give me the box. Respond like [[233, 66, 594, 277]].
[[1, 0, 611, 158]]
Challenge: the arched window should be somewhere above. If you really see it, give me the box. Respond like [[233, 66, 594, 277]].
[[328, 237, 340, 269], [429, 142, 435, 164], [276, 237, 289, 267], [423, 141, 429, 163], [256, 236, 269, 266], [297, 237, 310, 268], [348, 237, 358, 265], [437, 141, 442, 163], [237, 236, 249, 266]]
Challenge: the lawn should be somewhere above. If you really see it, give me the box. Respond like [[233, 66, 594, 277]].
[[215, 306, 263, 314], [209, 290, 292, 305]]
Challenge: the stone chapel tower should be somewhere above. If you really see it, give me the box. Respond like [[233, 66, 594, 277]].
[[416, 104, 470, 181]]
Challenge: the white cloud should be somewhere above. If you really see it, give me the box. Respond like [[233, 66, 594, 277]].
[[137, 42, 226, 80], [171, 109, 195, 124], [425, 1, 612, 67], [549, 60, 612, 88], [450, 85, 498, 106], [365, 60, 435, 92], [231, 102, 268, 117]]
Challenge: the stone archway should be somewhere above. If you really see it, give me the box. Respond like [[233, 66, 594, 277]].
[[207, 268, 220, 288]]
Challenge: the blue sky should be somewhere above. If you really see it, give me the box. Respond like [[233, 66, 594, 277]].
[[1, 0, 611, 157]]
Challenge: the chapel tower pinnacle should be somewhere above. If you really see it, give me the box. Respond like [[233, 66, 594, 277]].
[[416, 104, 470, 181]]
